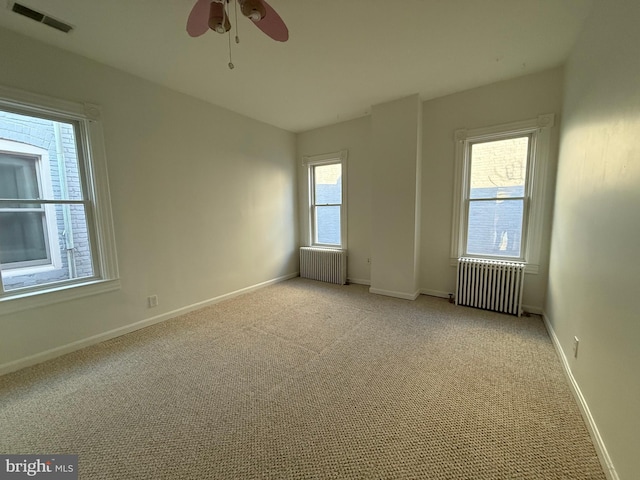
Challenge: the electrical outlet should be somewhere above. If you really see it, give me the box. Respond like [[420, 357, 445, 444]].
[[573, 336, 579, 358], [148, 295, 158, 308]]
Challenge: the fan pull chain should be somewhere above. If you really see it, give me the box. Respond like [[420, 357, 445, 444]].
[[226, 1, 234, 69], [234, 0, 240, 43], [228, 29, 234, 69]]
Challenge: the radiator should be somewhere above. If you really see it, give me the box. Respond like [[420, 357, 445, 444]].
[[300, 247, 347, 285], [455, 258, 526, 316]]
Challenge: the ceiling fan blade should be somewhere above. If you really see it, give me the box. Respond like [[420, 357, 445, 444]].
[[187, 0, 211, 37], [250, 0, 288, 42]]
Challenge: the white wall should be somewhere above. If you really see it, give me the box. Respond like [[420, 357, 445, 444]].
[[297, 116, 372, 284], [370, 95, 422, 299], [297, 68, 563, 310], [547, 1, 640, 478], [0, 27, 298, 370], [420, 68, 564, 309]]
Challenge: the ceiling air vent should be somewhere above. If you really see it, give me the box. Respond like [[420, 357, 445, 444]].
[[10, 2, 73, 33]]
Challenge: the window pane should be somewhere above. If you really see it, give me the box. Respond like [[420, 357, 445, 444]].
[[0, 155, 40, 207], [470, 137, 529, 199], [466, 199, 523, 258], [315, 206, 340, 245], [314, 164, 342, 204], [0, 211, 48, 263], [0, 155, 39, 199]]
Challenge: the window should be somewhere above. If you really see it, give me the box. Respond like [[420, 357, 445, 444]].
[[451, 115, 555, 272], [303, 150, 347, 249], [0, 143, 61, 273], [0, 85, 119, 312]]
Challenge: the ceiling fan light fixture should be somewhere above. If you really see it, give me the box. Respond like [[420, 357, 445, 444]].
[[240, 0, 266, 22], [208, 1, 230, 33]]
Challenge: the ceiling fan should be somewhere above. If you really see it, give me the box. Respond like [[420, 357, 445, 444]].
[[187, 0, 288, 68]]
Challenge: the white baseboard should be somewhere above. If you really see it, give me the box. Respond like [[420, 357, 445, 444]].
[[347, 278, 370, 286], [0, 272, 299, 377], [542, 313, 618, 480], [369, 287, 419, 301], [420, 288, 451, 299]]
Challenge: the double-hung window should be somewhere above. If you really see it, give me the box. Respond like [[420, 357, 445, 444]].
[[0, 146, 60, 271], [451, 115, 554, 272], [303, 150, 347, 249], [0, 85, 119, 312]]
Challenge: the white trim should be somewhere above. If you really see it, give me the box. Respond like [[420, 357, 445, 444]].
[[450, 131, 466, 259], [0, 83, 119, 308], [302, 150, 348, 166], [420, 288, 451, 299], [0, 272, 298, 377], [347, 277, 370, 286], [369, 287, 419, 300], [0, 84, 94, 121], [82, 112, 119, 281], [450, 115, 554, 270], [302, 150, 348, 249], [525, 119, 552, 268], [454, 115, 555, 142], [2, 264, 59, 278], [0, 278, 120, 315], [542, 313, 619, 480]]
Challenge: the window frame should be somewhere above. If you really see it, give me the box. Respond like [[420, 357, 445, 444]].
[[451, 115, 555, 273], [0, 84, 119, 314], [303, 150, 348, 249], [463, 133, 532, 262], [0, 141, 63, 273]]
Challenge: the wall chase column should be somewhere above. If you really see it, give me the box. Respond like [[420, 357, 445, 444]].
[[370, 94, 422, 299]]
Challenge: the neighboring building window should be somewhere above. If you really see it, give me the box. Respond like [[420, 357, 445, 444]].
[[0, 85, 119, 312], [451, 115, 555, 272], [0, 147, 61, 271], [303, 150, 347, 249]]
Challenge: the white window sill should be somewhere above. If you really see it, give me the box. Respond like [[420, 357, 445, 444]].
[[2, 264, 59, 278], [0, 278, 121, 315]]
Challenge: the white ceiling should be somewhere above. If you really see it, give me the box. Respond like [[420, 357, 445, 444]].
[[0, 0, 594, 133]]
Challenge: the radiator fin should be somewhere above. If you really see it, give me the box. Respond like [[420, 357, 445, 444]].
[[455, 258, 525, 316], [300, 247, 347, 285]]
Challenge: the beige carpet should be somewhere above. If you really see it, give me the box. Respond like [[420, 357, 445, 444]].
[[0, 278, 606, 479]]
